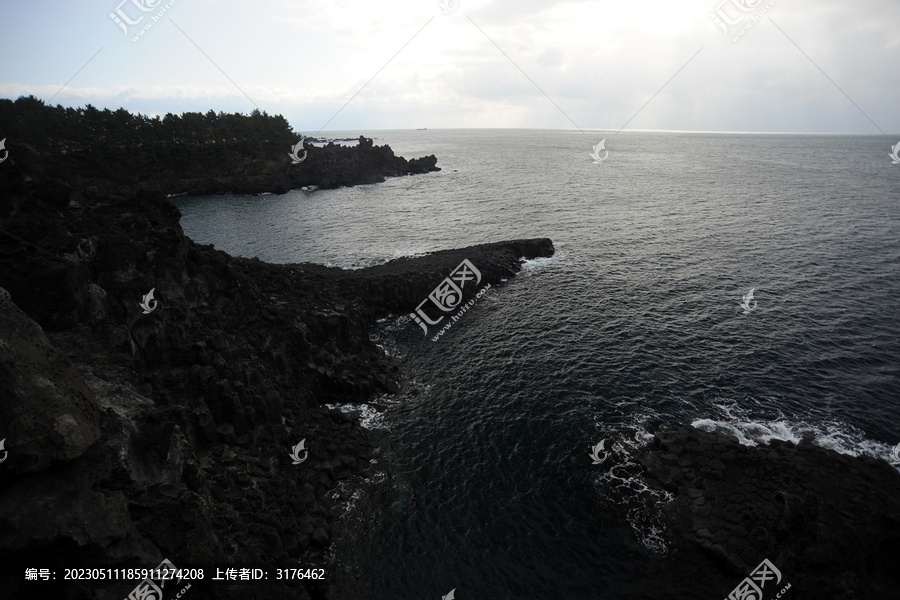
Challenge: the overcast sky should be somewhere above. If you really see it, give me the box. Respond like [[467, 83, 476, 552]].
[[1, 0, 898, 133]]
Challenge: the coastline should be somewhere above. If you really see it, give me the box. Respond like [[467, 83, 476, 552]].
[[632, 425, 900, 598], [2, 133, 439, 203], [1, 140, 899, 599], [0, 153, 553, 598]]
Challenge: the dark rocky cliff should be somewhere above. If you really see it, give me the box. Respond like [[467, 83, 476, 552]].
[[1, 135, 439, 202], [588, 426, 900, 599], [0, 167, 552, 599], [138, 136, 441, 197]]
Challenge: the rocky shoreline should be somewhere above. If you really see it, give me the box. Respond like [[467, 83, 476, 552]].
[[584, 425, 900, 599], [6, 134, 439, 203], [137, 136, 441, 197], [2, 147, 900, 600], [0, 157, 553, 599]]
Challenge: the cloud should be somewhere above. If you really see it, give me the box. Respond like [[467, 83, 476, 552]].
[[1, 0, 897, 132]]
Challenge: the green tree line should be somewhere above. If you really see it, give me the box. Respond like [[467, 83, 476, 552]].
[[0, 96, 299, 183]]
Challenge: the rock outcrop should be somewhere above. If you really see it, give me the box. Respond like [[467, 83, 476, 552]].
[[633, 426, 900, 599], [0, 163, 553, 599], [0, 287, 101, 473], [57, 136, 440, 201], [140, 136, 440, 197]]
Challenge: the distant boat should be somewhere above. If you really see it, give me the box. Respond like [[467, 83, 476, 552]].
[[417, 127, 428, 130]]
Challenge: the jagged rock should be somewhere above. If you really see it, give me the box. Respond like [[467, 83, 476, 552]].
[[0, 161, 553, 600], [635, 425, 900, 599], [0, 287, 100, 474], [31, 136, 441, 201]]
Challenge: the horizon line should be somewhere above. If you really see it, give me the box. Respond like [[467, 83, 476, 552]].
[[2, 97, 894, 136], [316, 127, 897, 136]]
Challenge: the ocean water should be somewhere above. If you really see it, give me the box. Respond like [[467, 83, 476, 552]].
[[175, 130, 900, 598]]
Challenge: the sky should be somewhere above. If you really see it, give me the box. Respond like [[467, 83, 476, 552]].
[[0, 0, 898, 134]]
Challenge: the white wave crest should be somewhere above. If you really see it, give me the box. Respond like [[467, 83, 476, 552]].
[[590, 432, 674, 554], [326, 402, 392, 431], [519, 255, 557, 276], [691, 411, 899, 470]]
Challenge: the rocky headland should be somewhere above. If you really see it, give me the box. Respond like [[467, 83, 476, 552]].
[[140, 136, 440, 198], [0, 154, 551, 600], [0, 98, 440, 200], [591, 426, 900, 599], [8, 135, 438, 203]]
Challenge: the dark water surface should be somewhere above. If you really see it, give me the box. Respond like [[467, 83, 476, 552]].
[[176, 130, 900, 599]]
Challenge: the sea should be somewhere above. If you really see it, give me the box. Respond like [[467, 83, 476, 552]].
[[174, 129, 900, 599]]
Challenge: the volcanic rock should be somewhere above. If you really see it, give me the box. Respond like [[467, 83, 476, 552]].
[[636, 425, 900, 599], [0, 162, 552, 600]]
